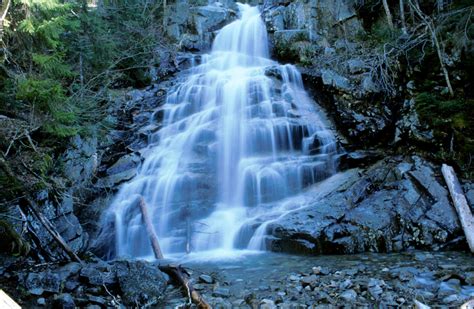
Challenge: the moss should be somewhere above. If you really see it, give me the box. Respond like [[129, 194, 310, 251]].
[[274, 39, 315, 65], [0, 220, 30, 257], [415, 92, 474, 174]]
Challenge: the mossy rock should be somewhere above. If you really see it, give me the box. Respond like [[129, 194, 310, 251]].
[[0, 220, 30, 257]]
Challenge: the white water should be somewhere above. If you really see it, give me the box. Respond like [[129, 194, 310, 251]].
[[106, 4, 338, 259]]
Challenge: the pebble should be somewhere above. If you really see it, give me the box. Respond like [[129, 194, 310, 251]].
[[339, 279, 352, 289], [312, 266, 322, 274], [289, 275, 300, 281], [37, 298, 46, 306], [340, 289, 357, 302], [442, 294, 459, 303], [199, 274, 214, 284], [29, 288, 44, 296], [213, 287, 231, 298], [259, 299, 276, 309], [300, 275, 318, 287]]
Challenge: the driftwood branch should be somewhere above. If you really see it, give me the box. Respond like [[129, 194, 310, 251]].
[[441, 164, 474, 253], [138, 197, 164, 259], [24, 198, 83, 263], [158, 265, 211, 309]]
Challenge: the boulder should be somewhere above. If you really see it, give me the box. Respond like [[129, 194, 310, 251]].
[[264, 156, 464, 255], [114, 260, 167, 306], [321, 69, 351, 92]]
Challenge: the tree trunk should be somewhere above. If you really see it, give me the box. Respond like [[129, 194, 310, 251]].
[[399, 0, 408, 35], [441, 164, 474, 253], [408, 0, 454, 96], [382, 0, 395, 30], [138, 197, 164, 259]]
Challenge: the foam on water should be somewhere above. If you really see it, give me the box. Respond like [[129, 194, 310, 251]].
[[105, 4, 339, 260]]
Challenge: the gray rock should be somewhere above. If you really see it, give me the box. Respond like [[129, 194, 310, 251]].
[[465, 272, 474, 285], [300, 275, 318, 287], [87, 295, 107, 306], [199, 274, 214, 284], [95, 168, 136, 189], [438, 282, 460, 297], [53, 293, 75, 309], [265, 156, 464, 255], [321, 69, 351, 92], [114, 260, 167, 306], [274, 30, 309, 44], [213, 287, 231, 298], [347, 59, 366, 74], [80, 264, 116, 286], [25, 272, 60, 294], [340, 289, 357, 302], [442, 294, 460, 303], [361, 74, 380, 93], [259, 299, 276, 309], [37, 298, 46, 306]]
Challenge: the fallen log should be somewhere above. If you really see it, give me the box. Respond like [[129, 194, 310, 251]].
[[158, 264, 211, 309], [138, 197, 163, 259], [137, 197, 210, 307], [441, 164, 474, 253]]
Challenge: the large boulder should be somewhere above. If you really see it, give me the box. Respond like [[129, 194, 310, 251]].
[[262, 156, 464, 254], [114, 260, 167, 306]]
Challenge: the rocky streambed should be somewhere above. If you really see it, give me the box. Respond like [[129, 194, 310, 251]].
[[2, 251, 474, 308]]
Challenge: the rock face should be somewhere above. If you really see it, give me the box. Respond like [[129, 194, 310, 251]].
[[264, 155, 465, 254], [165, 1, 237, 51]]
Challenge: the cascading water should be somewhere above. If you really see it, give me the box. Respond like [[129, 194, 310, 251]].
[[106, 4, 338, 259]]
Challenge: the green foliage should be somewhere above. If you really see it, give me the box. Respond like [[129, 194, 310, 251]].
[[32, 53, 74, 79], [16, 77, 78, 138], [415, 92, 474, 171]]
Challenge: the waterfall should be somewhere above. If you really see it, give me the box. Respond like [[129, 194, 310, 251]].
[[106, 4, 338, 259]]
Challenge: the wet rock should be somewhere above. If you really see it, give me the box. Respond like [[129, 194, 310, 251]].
[[266, 156, 464, 255], [95, 168, 136, 189]]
